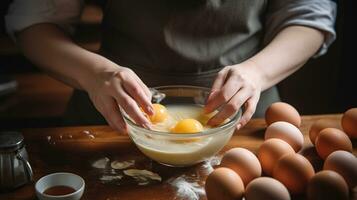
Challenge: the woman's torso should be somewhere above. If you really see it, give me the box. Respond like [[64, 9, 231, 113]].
[[100, 0, 267, 86], [64, 0, 278, 125]]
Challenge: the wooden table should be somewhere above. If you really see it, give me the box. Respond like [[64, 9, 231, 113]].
[[1, 114, 356, 200]]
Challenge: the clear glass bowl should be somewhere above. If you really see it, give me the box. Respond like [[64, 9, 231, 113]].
[[123, 85, 242, 167]]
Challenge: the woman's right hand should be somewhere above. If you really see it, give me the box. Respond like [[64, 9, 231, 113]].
[[16, 23, 153, 133], [83, 62, 154, 133]]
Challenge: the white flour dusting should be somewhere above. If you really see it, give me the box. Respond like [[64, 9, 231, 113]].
[[99, 175, 123, 183], [111, 160, 135, 170], [169, 177, 205, 200], [92, 157, 110, 169], [201, 156, 221, 175], [124, 169, 162, 184], [168, 156, 221, 200]]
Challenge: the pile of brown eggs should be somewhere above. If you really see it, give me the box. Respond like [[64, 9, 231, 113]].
[[205, 103, 357, 200]]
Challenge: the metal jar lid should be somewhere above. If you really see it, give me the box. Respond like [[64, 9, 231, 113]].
[[0, 131, 25, 152]]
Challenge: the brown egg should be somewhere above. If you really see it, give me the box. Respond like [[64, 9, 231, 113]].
[[273, 154, 315, 194], [309, 119, 341, 145], [265, 102, 301, 127], [265, 121, 304, 152], [257, 138, 295, 175], [315, 128, 352, 159], [323, 150, 357, 188], [307, 170, 349, 200], [220, 148, 261, 186], [341, 108, 357, 138], [205, 167, 244, 200], [298, 145, 324, 172], [245, 177, 291, 200]]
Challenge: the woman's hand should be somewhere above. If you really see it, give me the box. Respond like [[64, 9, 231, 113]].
[[84, 63, 154, 133], [205, 61, 263, 129]]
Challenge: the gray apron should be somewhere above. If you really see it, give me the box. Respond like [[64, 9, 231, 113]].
[[64, 0, 280, 126]]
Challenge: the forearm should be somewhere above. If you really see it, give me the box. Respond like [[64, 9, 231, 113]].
[[17, 23, 153, 131], [17, 23, 113, 90], [242, 25, 324, 91]]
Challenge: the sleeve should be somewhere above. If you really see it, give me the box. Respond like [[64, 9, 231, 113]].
[[5, 0, 84, 40], [264, 0, 337, 57]]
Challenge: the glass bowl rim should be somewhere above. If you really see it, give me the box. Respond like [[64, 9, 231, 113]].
[[122, 85, 242, 138]]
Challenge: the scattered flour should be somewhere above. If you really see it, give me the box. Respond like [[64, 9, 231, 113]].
[[124, 169, 162, 184], [99, 175, 123, 183], [168, 156, 221, 200], [111, 160, 135, 170], [168, 177, 205, 200], [92, 157, 110, 169], [201, 156, 221, 175]]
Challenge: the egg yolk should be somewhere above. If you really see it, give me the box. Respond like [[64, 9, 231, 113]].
[[171, 119, 204, 134], [148, 103, 168, 123]]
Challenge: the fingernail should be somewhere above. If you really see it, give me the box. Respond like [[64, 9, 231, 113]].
[[147, 105, 154, 115], [143, 123, 152, 130], [236, 123, 241, 130], [207, 90, 217, 102]]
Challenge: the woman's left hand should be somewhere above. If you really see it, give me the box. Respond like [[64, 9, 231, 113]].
[[205, 61, 263, 129]]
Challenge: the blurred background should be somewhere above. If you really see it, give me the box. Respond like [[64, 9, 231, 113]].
[[0, 0, 355, 130]]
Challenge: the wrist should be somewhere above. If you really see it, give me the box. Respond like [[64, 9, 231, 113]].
[[78, 54, 118, 92], [233, 60, 266, 91]]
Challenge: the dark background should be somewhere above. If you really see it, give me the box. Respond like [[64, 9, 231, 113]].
[[0, 0, 355, 129]]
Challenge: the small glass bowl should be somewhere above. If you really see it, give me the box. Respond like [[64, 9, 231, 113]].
[[123, 85, 241, 167]]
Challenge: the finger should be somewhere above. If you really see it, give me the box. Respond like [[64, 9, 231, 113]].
[[206, 70, 228, 103], [121, 78, 154, 115], [205, 73, 243, 113], [105, 98, 128, 133], [238, 94, 259, 129], [207, 87, 251, 126], [134, 75, 152, 101], [126, 69, 152, 102], [105, 112, 127, 134], [114, 85, 151, 128], [95, 97, 127, 133]]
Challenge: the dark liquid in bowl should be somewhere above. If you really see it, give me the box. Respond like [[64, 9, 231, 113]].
[[43, 185, 76, 196]]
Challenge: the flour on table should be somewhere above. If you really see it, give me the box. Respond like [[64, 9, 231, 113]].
[[91, 158, 162, 186], [168, 156, 221, 200], [168, 176, 205, 200], [111, 160, 135, 170], [201, 155, 221, 175], [124, 169, 162, 184], [92, 157, 110, 169], [99, 175, 123, 183]]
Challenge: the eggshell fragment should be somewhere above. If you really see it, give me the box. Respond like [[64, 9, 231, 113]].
[[309, 119, 341, 145], [265, 121, 304, 152], [273, 154, 315, 194], [265, 102, 301, 127], [341, 108, 357, 138], [205, 168, 244, 200], [220, 148, 261, 186], [315, 128, 352, 159], [245, 177, 290, 200], [307, 170, 349, 200], [257, 138, 295, 175], [323, 150, 357, 188]]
